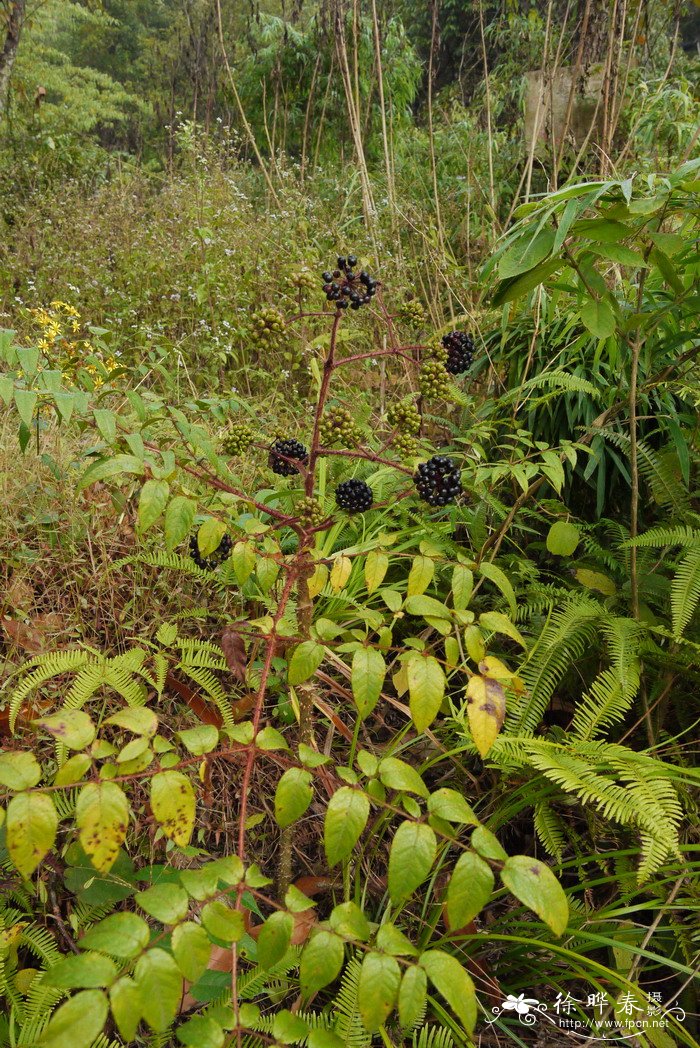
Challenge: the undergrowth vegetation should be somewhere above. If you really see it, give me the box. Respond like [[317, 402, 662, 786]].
[[1, 1, 699, 1046]]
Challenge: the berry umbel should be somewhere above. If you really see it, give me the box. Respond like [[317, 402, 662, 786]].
[[335, 478, 374, 513], [319, 406, 361, 448], [321, 254, 378, 310], [441, 331, 475, 375], [414, 456, 462, 507], [220, 422, 254, 456], [269, 438, 308, 476], [387, 400, 421, 437], [251, 308, 285, 350], [295, 497, 326, 529], [189, 532, 233, 569]]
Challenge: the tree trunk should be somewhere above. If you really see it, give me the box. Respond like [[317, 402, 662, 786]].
[[0, 0, 25, 119]]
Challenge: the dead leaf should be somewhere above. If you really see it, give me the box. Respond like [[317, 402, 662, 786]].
[[221, 627, 247, 683], [165, 671, 222, 728], [2, 618, 45, 653]]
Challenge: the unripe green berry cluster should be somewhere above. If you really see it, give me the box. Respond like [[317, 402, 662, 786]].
[[295, 497, 326, 528], [399, 299, 427, 329], [419, 357, 452, 400], [387, 400, 421, 437], [392, 433, 420, 459], [289, 268, 316, 294], [251, 308, 285, 349], [319, 407, 361, 448], [220, 422, 254, 456]]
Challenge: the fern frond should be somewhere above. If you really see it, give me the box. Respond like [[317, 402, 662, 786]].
[[533, 801, 567, 863], [671, 547, 700, 637], [6, 650, 91, 730]]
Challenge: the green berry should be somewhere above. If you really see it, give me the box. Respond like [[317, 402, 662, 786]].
[[250, 308, 286, 350], [319, 407, 361, 448], [387, 400, 421, 436], [392, 433, 420, 459], [419, 358, 452, 400], [220, 422, 254, 456], [399, 299, 427, 330], [295, 496, 326, 528]]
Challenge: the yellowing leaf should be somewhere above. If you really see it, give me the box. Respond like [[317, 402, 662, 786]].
[[307, 563, 328, 598], [364, 550, 388, 594], [329, 555, 352, 592], [33, 710, 95, 750], [150, 771, 195, 846], [575, 568, 616, 596], [465, 675, 505, 757], [407, 654, 445, 733], [76, 781, 130, 873], [6, 792, 57, 876], [407, 555, 434, 596]]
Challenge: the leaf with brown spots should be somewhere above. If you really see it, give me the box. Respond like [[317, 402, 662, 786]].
[[76, 781, 130, 873], [465, 675, 506, 757], [221, 627, 247, 683], [150, 771, 195, 846]]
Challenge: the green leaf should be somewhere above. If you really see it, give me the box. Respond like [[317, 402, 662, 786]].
[[378, 757, 428, 798], [0, 750, 41, 789], [471, 826, 508, 861], [398, 965, 427, 1031], [78, 454, 145, 491], [197, 517, 227, 557], [6, 792, 57, 876], [54, 753, 92, 786], [177, 724, 219, 755], [478, 611, 526, 648], [33, 710, 95, 750], [498, 228, 556, 279], [76, 781, 130, 873], [177, 1016, 225, 1048], [575, 568, 616, 595], [407, 555, 434, 596], [478, 561, 516, 616], [359, 952, 401, 1032], [324, 787, 370, 866], [165, 496, 197, 551], [500, 855, 569, 936], [288, 640, 325, 685], [579, 297, 616, 339], [257, 911, 294, 969], [134, 948, 183, 1031], [136, 882, 189, 924], [406, 654, 445, 733], [364, 550, 389, 594], [172, 921, 211, 981], [329, 902, 371, 941], [232, 540, 256, 585], [201, 901, 245, 942], [375, 924, 417, 956], [452, 564, 473, 611], [546, 521, 580, 556], [93, 408, 117, 444], [388, 821, 437, 904], [274, 767, 313, 829], [446, 852, 494, 930], [38, 989, 108, 1048], [80, 913, 150, 958], [351, 647, 386, 719], [104, 706, 158, 736], [138, 479, 170, 534], [14, 388, 37, 428], [427, 788, 477, 825], [300, 931, 344, 996], [404, 595, 451, 620], [420, 950, 476, 1032], [150, 770, 195, 846], [492, 257, 562, 306], [110, 977, 142, 1042], [44, 952, 117, 989], [272, 1010, 309, 1044]]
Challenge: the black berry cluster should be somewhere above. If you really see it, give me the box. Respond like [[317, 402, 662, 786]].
[[399, 299, 427, 330], [220, 422, 254, 456], [335, 479, 373, 513], [189, 532, 232, 569], [321, 255, 378, 310], [441, 330, 475, 375], [268, 438, 308, 476], [414, 456, 462, 507], [319, 407, 361, 448], [251, 308, 285, 349], [295, 497, 326, 528]]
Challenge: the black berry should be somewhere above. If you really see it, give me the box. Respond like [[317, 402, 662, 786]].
[[269, 438, 308, 476], [441, 331, 475, 375], [414, 456, 462, 507], [189, 532, 233, 569], [336, 479, 373, 513]]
